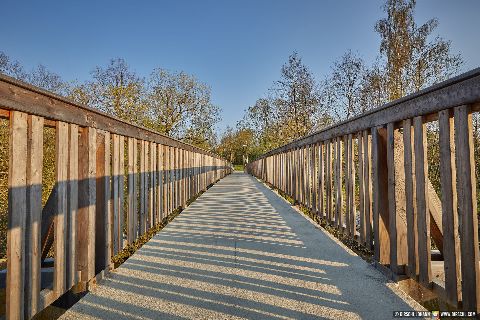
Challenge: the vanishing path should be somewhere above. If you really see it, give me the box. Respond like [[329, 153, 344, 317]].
[[60, 172, 422, 320]]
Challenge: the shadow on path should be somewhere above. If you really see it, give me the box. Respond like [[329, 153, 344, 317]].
[[59, 172, 420, 320]]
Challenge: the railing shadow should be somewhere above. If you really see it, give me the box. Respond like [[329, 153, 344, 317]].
[[60, 172, 416, 320]]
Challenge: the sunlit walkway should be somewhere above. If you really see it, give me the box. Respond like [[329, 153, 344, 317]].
[[60, 172, 421, 320]]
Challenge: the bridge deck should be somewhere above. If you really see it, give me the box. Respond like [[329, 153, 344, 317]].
[[59, 172, 421, 320]]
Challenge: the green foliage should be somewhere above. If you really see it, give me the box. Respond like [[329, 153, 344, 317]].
[[0, 53, 223, 259], [216, 127, 257, 164], [240, 52, 329, 156], [233, 164, 244, 171], [68, 60, 221, 150], [375, 0, 463, 101]]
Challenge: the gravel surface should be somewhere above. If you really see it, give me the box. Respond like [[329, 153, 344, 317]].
[[59, 172, 424, 320]]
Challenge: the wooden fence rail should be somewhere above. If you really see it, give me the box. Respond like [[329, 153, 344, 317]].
[[246, 68, 480, 312], [0, 74, 232, 319]]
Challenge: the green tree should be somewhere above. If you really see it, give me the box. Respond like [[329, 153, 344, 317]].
[[217, 127, 256, 165], [73, 58, 147, 125], [144, 68, 220, 149], [375, 0, 463, 101]]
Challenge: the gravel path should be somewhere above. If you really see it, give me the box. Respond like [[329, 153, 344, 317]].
[[59, 172, 423, 320]]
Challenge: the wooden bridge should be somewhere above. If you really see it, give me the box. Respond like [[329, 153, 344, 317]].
[[0, 68, 479, 319]]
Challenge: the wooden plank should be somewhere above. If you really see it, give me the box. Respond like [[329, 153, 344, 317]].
[[345, 137, 351, 234], [311, 144, 317, 212], [95, 131, 109, 275], [173, 147, 178, 210], [358, 132, 365, 244], [54, 121, 68, 295], [309, 145, 314, 210], [195, 151, 198, 194], [175, 148, 179, 207], [372, 126, 390, 264], [286, 151, 291, 196], [186, 150, 190, 201], [454, 105, 480, 311], [332, 141, 337, 224], [102, 131, 110, 270], [119, 136, 125, 250], [112, 134, 120, 254], [326, 141, 332, 223], [133, 139, 138, 239], [67, 124, 80, 286], [438, 109, 461, 305], [387, 123, 408, 275], [319, 143, 325, 218], [364, 131, 373, 250], [305, 146, 310, 208], [127, 138, 135, 243], [183, 147, 186, 199], [292, 149, 297, 200], [179, 148, 184, 208], [413, 116, 431, 285], [77, 127, 96, 282], [149, 141, 155, 228], [169, 146, 174, 213], [348, 134, 356, 237], [162, 145, 168, 218], [304, 147, 307, 206], [298, 150, 303, 204], [301, 148, 305, 204], [403, 119, 419, 278], [6, 111, 27, 319], [316, 144, 322, 216], [139, 140, 146, 235], [298, 152, 302, 203], [335, 137, 343, 230], [333, 140, 337, 225], [190, 150, 194, 197], [203, 153, 206, 191], [186, 150, 189, 203], [24, 115, 44, 318], [156, 144, 162, 223]]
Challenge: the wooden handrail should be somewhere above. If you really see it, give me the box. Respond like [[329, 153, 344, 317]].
[[259, 67, 480, 158], [0, 73, 220, 158], [247, 68, 480, 313], [0, 73, 232, 319]]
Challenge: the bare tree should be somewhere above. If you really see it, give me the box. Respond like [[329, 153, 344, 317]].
[[272, 52, 319, 141], [327, 50, 366, 121]]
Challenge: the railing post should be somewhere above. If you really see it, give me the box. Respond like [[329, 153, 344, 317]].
[[25, 115, 44, 318], [413, 116, 431, 285], [371, 126, 390, 265], [95, 131, 111, 275], [77, 127, 96, 283], [454, 105, 480, 312], [386, 123, 408, 275], [438, 110, 461, 305], [7, 111, 28, 320]]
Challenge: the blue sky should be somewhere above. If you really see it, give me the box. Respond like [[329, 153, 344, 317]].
[[1, 0, 479, 133]]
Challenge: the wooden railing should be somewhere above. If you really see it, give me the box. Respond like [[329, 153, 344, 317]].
[[246, 68, 480, 312], [0, 74, 232, 319]]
